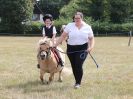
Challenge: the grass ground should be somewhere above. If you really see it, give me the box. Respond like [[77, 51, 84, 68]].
[[0, 36, 133, 99]]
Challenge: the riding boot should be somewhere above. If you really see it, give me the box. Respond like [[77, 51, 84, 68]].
[[58, 57, 64, 67]]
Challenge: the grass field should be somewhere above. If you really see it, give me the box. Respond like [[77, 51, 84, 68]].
[[0, 36, 133, 99]]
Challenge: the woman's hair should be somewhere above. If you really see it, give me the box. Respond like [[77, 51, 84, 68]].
[[75, 12, 83, 19], [43, 14, 53, 21]]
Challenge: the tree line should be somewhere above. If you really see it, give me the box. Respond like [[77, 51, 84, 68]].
[[0, 0, 133, 34]]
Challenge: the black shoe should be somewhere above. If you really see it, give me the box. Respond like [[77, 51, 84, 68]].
[[59, 60, 64, 67], [37, 64, 40, 68]]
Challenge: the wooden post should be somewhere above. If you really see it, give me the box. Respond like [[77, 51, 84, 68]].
[[128, 31, 132, 46]]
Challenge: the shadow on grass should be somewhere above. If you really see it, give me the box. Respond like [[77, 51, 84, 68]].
[[6, 80, 72, 93]]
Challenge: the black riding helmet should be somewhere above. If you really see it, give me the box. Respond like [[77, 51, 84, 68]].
[[43, 14, 53, 21]]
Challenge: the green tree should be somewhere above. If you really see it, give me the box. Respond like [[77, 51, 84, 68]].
[[36, 0, 70, 19], [60, 0, 80, 18], [60, 0, 110, 22], [127, 0, 133, 22], [89, 0, 110, 21], [0, 0, 33, 34], [109, 0, 131, 23]]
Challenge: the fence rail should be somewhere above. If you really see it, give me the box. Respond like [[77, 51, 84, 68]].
[[0, 31, 132, 37], [95, 31, 132, 37]]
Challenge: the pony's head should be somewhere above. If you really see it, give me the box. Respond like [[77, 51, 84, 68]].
[[38, 38, 52, 51], [38, 38, 53, 60]]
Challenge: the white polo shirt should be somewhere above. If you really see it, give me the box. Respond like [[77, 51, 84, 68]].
[[64, 22, 94, 45]]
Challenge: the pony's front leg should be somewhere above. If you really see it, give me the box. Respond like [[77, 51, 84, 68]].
[[58, 69, 63, 82], [40, 70, 45, 84], [48, 73, 54, 84]]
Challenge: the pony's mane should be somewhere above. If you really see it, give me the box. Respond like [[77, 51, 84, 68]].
[[38, 38, 52, 46]]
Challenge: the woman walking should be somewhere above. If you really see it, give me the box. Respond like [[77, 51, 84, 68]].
[[54, 12, 95, 89]]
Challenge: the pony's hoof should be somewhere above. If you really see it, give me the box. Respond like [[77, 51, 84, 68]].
[[41, 81, 49, 85], [37, 64, 40, 68], [58, 79, 63, 82], [46, 81, 49, 84], [43, 81, 49, 85]]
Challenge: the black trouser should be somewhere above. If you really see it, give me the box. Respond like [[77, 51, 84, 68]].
[[67, 43, 88, 85]]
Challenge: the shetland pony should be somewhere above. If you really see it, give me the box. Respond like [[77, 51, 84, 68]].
[[37, 38, 65, 84]]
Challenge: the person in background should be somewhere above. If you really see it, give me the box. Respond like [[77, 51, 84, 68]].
[[53, 12, 95, 89]]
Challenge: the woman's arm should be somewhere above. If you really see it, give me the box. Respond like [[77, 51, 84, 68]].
[[87, 36, 95, 53], [54, 32, 68, 47]]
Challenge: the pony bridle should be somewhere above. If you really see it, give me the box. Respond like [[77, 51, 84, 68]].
[[39, 43, 51, 60]]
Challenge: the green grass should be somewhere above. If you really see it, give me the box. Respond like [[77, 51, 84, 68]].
[[0, 36, 133, 99]]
